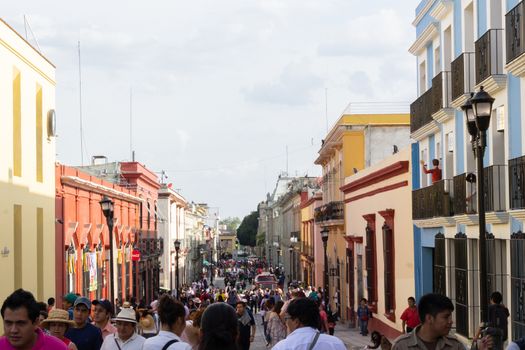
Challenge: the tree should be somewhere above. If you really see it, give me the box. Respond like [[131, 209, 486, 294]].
[[220, 217, 241, 232], [237, 211, 259, 247]]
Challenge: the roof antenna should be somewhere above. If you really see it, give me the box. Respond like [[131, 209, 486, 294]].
[[23, 15, 42, 52], [78, 41, 85, 166]]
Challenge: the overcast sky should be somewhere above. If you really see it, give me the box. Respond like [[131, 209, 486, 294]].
[[4, 0, 419, 219]]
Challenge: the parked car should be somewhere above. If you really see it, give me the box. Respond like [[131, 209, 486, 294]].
[[254, 272, 278, 290]]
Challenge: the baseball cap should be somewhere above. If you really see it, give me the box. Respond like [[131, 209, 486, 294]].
[[74, 297, 91, 309], [92, 299, 113, 314], [63, 293, 78, 305]]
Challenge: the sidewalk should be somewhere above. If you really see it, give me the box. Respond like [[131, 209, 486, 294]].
[[334, 322, 376, 350]]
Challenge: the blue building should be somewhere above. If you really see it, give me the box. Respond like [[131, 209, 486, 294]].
[[410, 0, 525, 340]]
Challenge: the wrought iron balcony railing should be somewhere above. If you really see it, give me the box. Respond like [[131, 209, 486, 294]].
[[506, 1, 525, 64], [410, 87, 433, 133], [483, 165, 506, 212], [412, 179, 452, 220], [475, 29, 504, 84], [451, 52, 476, 101], [314, 201, 344, 223], [453, 173, 477, 215], [509, 155, 525, 209], [431, 71, 452, 113]]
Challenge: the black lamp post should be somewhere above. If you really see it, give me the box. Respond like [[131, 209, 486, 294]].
[[461, 86, 494, 324], [174, 240, 180, 297], [321, 227, 329, 307], [100, 196, 115, 314], [288, 246, 293, 281], [269, 245, 273, 268], [277, 247, 281, 267]]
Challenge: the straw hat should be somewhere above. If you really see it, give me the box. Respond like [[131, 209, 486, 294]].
[[41, 309, 75, 327], [113, 307, 137, 324]]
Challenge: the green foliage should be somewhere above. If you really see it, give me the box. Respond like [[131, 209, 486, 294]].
[[237, 211, 259, 247], [220, 217, 241, 232]]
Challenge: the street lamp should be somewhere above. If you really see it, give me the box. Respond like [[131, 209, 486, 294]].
[[461, 86, 494, 324], [276, 247, 281, 267], [99, 196, 115, 314], [290, 235, 298, 282], [174, 240, 181, 297], [321, 227, 329, 308]]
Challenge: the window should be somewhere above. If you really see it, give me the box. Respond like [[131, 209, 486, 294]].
[[363, 213, 378, 312], [36, 85, 43, 183], [14, 205, 22, 288], [447, 132, 454, 152], [510, 232, 525, 338], [13, 69, 22, 177], [382, 223, 394, 317], [454, 232, 469, 337], [433, 233, 446, 295], [36, 208, 44, 300], [496, 106, 505, 131], [82, 246, 90, 297]]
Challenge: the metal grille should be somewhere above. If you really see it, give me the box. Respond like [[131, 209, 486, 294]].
[[412, 179, 452, 219], [511, 231, 525, 338], [483, 165, 506, 212], [451, 52, 475, 101], [433, 233, 447, 296], [365, 226, 377, 303], [506, 2, 525, 64], [383, 224, 394, 313], [410, 87, 433, 133], [476, 29, 504, 84], [455, 232, 469, 337], [509, 155, 525, 209]]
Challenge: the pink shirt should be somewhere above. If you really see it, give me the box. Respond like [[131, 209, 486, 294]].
[[93, 321, 117, 339], [0, 328, 68, 349]]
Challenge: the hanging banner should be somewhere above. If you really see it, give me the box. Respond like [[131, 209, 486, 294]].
[[88, 252, 98, 291]]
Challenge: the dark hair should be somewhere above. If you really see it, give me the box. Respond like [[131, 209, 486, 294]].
[[361, 298, 368, 303], [273, 300, 284, 315], [432, 159, 439, 166], [490, 291, 503, 304], [236, 301, 246, 307], [190, 308, 205, 328], [199, 303, 238, 350], [47, 297, 55, 306], [157, 294, 185, 327], [1, 289, 40, 322], [408, 297, 416, 302], [418, 293, 454, 323], [286, 298, 320, 328]]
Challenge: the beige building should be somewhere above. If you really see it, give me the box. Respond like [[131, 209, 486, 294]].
[[0, 19, 57, 305], [342, 148, 413, 338]]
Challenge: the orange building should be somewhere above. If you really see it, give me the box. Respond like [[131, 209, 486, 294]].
[[56, 161, 161, 305], [55, 164, 140, 302]]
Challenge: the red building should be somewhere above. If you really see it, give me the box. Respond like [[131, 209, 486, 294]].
[[55, 161, 161, 305]]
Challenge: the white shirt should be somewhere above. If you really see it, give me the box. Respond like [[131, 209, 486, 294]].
[[100, 332, 145, 350], [142, 330, 192, 350], [272, 326, 346, 350]]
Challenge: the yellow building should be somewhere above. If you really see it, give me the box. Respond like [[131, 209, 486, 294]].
[[0, 19, 56, 306], [314, 108, 409, 323], [219, 230, 237, 258]]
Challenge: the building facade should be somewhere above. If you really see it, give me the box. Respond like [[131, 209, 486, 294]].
[[342, 148, 413, 337], [157, 185, 187, 292], [0, 18, 57, 307], [56, 164, 140, 302], [315, 110, 410, 322], [299, 191, 322, 288], [410, 0, 525, 340]]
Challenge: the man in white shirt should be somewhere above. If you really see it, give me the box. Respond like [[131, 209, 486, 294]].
[[272, 298, 346, 350], [143, 295, 191, 350], [100, 307, 145, 350]]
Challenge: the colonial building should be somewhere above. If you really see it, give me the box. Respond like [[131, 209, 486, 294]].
[[184, 203, 210, 283], [157, 184, 187, 292], [56, 164, 140, 302], [0, 18, 57, 306], [409, 0, 525, 340], [299, 191, 322, 288], [341, 148, 413, 337], [314, 107, 410, 322]]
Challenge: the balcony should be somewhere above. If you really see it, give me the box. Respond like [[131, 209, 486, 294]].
[[314, 201, 344, 226], [453, 173, 477, 216], [431, 71, 454, 123], [506, 1, 525, 76], [410, 87, 435, 134], [300, 241, 314, 259], [451, 52, 476, 107], [475, 29, 506, 94], [483, 165, 506, 212], [412, 179, 452, 220], [509, 155, 525, 210]]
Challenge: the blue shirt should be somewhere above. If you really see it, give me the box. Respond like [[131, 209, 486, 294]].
[[65, 322, 103, 350]]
